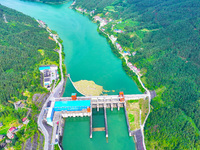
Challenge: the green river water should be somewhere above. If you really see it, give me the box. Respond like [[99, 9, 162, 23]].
[[0, 0, 140, 149]]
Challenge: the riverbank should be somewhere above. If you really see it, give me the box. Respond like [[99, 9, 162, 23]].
[[71, 5, 151, 150]]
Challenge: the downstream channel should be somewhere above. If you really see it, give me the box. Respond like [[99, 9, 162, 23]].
[[0, 0, 140, 149]]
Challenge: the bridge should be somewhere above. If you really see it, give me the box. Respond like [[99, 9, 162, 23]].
[[54, 94, 148, 101]]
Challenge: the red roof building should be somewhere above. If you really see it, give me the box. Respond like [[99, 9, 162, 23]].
[[8, 127, 16, 133], [22, 117, 27, 122]]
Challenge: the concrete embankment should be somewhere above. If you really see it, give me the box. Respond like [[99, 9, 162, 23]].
[[123, 103, 132, 136]]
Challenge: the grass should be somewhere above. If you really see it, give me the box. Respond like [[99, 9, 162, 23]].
[[38, 49, 44, 56], [128, 100, 139, 103], [126, 100, 140, 130], [23, 90, 31, 98], [136, 30, 146, 39], [139, 98, 149, 125], [54, 144, 60, 150], [114, 19, 140, 30]]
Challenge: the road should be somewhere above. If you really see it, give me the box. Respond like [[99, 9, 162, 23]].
[[37, 28, 64, 150], [99, 26, 151, 150]]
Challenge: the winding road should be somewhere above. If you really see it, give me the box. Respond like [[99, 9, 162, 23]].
[[99, 25, 151, 150], [37, 28, 64, 150]]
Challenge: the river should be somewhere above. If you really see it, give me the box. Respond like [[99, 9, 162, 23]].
[[0, 0, 140, 149]]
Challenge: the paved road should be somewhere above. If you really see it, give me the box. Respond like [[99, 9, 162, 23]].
[[37, 28, 64, 150]]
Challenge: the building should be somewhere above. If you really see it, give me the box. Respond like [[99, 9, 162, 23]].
[[8, 127, 16, 133], [114, 29, 124, 33], [0, 135, 5, 140], [123, 51, 131, 56], [39, 65, 59, 90], [116, 42, 123, 51], [110, 35, 117, 43], [22, 117, 29, 125], [5, 140, 12, 144], [14, 101, 24, 110], [7, 132, 14, 139], [0, 143, 6, 148], [46, 99, 91, 126]]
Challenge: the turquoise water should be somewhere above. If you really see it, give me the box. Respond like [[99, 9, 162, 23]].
[[63, 109, 135, 150], [0, 0, 139, 149]]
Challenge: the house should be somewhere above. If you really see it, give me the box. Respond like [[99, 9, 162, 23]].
[[0, 135, 5, 140], [22, 117, 29, 125], [110, 35, 117, 43], [132, 51, 136, 56], [8, 127, 17, 133], [116, 43, 123, 51], [0, 122, 3, 127], [124, 51, 131, 56], [14, 101, 24, 110], [114, 29, 124, 33], [5, 139, 12, 144], [0, 143, 6, 148], [22, 117, 27, 122], [7, 132, 14, 139]]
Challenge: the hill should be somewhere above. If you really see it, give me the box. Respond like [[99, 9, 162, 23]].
[[0, 4, 59, 149], [73, 0, 200, 149]]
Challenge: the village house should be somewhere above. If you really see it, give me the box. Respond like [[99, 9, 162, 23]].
[[14, 101, 25, 110], [123, 51, 131, 56], [0, 142, 6, 149], [5, 139, 12, 144], [110, 35, 117, 43], [7, 127, 17, 139], [0, 135, 5, 140], [22, 117, 29, 125], [116, 42, 123, 51], [114, 29, 124, 33]]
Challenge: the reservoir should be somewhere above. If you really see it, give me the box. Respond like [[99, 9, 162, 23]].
[[0, 0, 140, 149]]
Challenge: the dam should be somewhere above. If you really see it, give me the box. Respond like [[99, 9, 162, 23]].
[[46, 92, 148, 147]]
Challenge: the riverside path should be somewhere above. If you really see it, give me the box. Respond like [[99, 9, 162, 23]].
[[37, 27, 64, 150]]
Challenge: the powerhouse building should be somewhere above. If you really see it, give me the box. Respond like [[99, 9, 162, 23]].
[[47, 100, 91, 126]]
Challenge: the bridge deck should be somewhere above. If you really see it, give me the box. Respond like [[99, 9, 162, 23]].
[[54, 94, 148, 101]]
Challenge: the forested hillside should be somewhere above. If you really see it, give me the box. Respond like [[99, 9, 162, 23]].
[[74, 0, 200, 149], [0, 4, 58, 148]]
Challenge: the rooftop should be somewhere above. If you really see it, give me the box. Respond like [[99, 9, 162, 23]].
[[39, 66, 50, 71]]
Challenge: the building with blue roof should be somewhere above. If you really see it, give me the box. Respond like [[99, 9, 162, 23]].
[[39, 66, 50, 71], [39, 65, 59, 90], [54, 100, 91, 111], [46, 100, 91, 126]]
